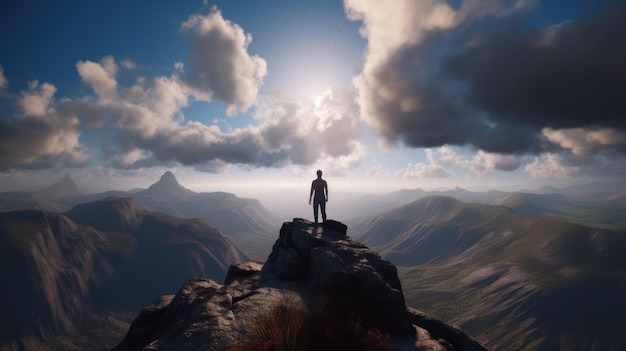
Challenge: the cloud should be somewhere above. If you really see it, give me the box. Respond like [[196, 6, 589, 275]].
[[179, 7, 267, 115], [393, 145, 526, 179], [394, 161, 454, 179], [10, 56, 361, 173], [525, 153, 586, 179], [0, 66, 6, 89], [345, 1, 626, 158], [542, 127, 626, 156], [468, 150, 525, 176], [0, 81, 88, 171], [0, 3, 362, 175], [76, 56, 119, 100]]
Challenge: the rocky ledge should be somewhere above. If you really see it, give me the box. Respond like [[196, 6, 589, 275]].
[[111, 219, 488, 351]]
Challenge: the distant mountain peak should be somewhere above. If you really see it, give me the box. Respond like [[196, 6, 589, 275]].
[[38, 173, 82, 198], [160, 171, 176, 182], [143, 171, 194, 196]]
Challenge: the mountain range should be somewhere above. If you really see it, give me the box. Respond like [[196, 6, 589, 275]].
[[2, 174, 626, 350], [0, 197, 244, 350], [1, 172, 278, 259], [356, 196, 626, 350]]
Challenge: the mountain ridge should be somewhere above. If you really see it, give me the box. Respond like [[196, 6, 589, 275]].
[[356, 195, 626, 350], [0, 197, 246, 350]]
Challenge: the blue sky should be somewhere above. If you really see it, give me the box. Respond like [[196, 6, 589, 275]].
[[1, 0, 625, 197]]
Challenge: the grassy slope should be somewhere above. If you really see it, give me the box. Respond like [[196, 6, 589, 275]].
[[357, 196, 626, 350]]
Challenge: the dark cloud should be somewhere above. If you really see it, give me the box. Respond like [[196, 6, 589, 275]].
[[0, 114, 87, 171], [449, 2, 626, 131], [352, 1, 626, 155], [0, 80, 88, 171]]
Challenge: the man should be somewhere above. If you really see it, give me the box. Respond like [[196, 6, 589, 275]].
[[309, 169, 328, 223]]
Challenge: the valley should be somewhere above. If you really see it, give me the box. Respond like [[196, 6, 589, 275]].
[[2, 173, 626, 350]]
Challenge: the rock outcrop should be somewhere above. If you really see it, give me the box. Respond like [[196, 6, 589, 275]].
[[112, 218, 487, 351]]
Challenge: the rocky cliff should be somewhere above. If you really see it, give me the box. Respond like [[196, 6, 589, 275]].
[[0, 197, 246, 350], [112, 218, 487, 351]]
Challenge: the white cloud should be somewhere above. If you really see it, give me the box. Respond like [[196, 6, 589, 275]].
[[121, 58, 136, 70], [41, 57, 361, 173], [19, 80, 57, 116], [394, 145, 526, 179], [525, 153, 584, 179], [344, 0, 533, 147], [76, 56, 119, 100], [179, 7, 267, 115], [543, 127, 626, 156], [394, 161, 454, 179]]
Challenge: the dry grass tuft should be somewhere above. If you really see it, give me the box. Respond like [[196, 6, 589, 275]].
[[229, 294, 390, 351]]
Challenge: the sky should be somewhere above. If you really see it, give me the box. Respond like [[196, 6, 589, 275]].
[[1, 0, 625, 199]]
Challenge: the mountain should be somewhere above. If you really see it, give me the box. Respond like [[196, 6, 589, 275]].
[[64, 197, 246, 307], [111, 219, 487, 351], [138, 171, 194, 198], [52, 172, 278, 259], [355, 196, 626, 350], [335, 187, 511, 227], [0, 191, 67, 212], [130, 172, 278, 259], [37, 174, 83, 198], [0, 197, 246, 350], [492, 192, 626, 230], [0, 209, 113, 349]]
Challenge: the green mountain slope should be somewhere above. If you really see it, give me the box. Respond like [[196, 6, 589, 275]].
[[493, 192, 626, 230], [356, 196, 626, 350]]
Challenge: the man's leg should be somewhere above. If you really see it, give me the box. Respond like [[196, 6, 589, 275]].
[[320, 201, 326, 222], [313, 202, 319, 223]]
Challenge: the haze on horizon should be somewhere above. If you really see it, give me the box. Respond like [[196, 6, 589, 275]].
[[1, 0, 625, 198]]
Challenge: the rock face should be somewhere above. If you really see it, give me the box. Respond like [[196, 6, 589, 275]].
[[112, 218, 487, 351], [0, 198, 246, 350]]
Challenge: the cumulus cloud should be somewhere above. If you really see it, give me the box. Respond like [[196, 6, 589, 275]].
[[393, 145, 526, 179], [0, 5, 361, 174], [525, 153, 586, 179], [10, 56, 360, 173], [0, 81, 88, 171], [345, 0, 626, 160], [179, 7, 267, 115], [542, 127, 626, 156]]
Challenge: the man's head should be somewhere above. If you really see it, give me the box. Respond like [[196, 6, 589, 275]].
[[316, 170, 322, 178]]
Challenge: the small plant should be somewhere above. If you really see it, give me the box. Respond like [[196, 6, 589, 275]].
[[228, 293, 390, 351]]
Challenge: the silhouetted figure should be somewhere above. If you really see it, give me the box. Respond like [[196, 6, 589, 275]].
[[309, 170, 328, 223]]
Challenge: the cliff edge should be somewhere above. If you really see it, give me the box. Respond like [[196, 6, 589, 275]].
[[111, 218, 488, 351]]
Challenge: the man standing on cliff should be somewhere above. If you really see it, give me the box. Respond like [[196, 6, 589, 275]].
[[309, 169, 328, 223]]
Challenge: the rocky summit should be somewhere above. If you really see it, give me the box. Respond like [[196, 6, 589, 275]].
[[111, 218, 487, 351]]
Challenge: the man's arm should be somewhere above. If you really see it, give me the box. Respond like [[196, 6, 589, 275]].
[[309, 182, 314, 204], [324, 181, 328, 201]]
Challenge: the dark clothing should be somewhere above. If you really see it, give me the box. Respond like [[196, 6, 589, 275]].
[[310, 178, 328, 223], [313, 201, 326, 223], [311, 178, 327, 202]]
